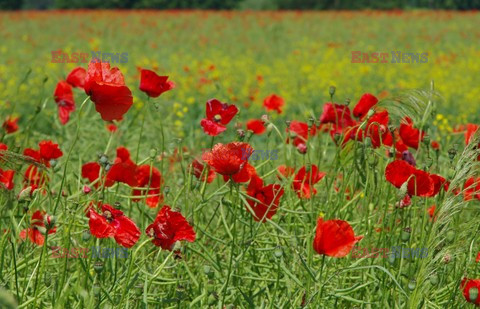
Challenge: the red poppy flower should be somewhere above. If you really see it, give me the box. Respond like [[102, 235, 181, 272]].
[[133, 164, 163, 208], [106, 147, 138, 187], [66, 67, 86, 89], [476, 252, 480, 263], [427, 205, 437, 221], [81, 162, 114, 188], [106, 123, 117, 132], [202, 142, 253, 176], [20, 210, 56, 246], [200, 99, 238, 136], [2, 116, 19, 134], [461, 278, 480, 306], [431, 140, 440, 150], [0, 168, 14, 190], [84, 61, 133, 121], [319, 103, 354, 128], [287, 121, 317, 149], [24, 141, 63, 167], [464, 177, 480, 201], [0, 143, 7, 161], [223, 162, 257, 183], [385, 160, 434, 197], [363, 110, 393, 148], [246, 175, 284, 222], [246, 119, 266, 135], [263, 94, 284, 114], [139, 69, 175, 98], [23, 165, 47, 188], [313, 218, 363, 258], [293, 165, 326, 199], [190, 159, 216, 183], [145, 205, 196, 250], [277, 165, 295, 180], [392, 129, 409, 157], [353, 93, 378, 119], [430, 174, 447, 196], [54, 80, 76, 125], [88, 203, 140, 248], [465, 124, 479, 145], [399, 117, 425, 149]]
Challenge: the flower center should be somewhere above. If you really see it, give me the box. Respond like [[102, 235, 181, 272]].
[[214, 114, 222, 122]]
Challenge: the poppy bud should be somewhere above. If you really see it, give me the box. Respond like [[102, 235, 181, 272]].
[[164, 186, 170, 196], [329, 86, 336, 97], [367, 109, 375, 118], [388, 252, 396, 265], [443, 253, 451, 264], [49, 159, 57, 168], [237, 129, 245, 140], [18, 187, 33, 202], [44, 215, 55, 231], [447, 168, 455, 179], [274, 246, 283, 258], [36, 226, 47, 235], [401, 227, 411, 241], [422, 135, 430, 146], [285, 120, 291, 128], [446, 230, 455, 243], [429, 273, 439, 285], [105, 163, 112, 171], [408, 280, 416, 291], [398, 182, 408, 199], [345, 98, 351, 106], [92, 284, 101, 297], [83, 185, 92, 194], [266, 123, 274, 134], [261, 114, 269, 123], [82, 229, 91, 241], [447, 148, 456, 160], [149, 148, 157, 159], [308, 117, 315, 128], [94, 261, 104, 274], [469, 287, 479, 303], [296, 143, 307, 154], [99, 155, 108, 165]]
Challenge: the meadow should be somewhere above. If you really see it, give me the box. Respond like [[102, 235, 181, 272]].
[[0, 10, 480, 308]]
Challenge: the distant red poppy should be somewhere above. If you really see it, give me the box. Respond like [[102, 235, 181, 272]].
[[84, 61, 133, 121], [145, 205, 196, 250], [465, 124, 479, 145], [202, 142, 253, 176], [0, 168, 15, 190], [293, 165, 326, 199], [385, 160, 434, 197], [431, 140, 440, 150], [2, 116, 19, 134], [54, 80, 76, 125], [133, 164, 163, 208], [20, 210, 56, 246], [313, 218, 363, 258], [23, 165, 47, 188], [263, 94, 284, 114], [362, 110, 393, 148], [427, 205, 437, 221], [24, 141, 63, 167], [66, 67, 86, 89], [190, 159, 216, 183], [139, 69, 175, 98], [88, 203, 140, 248], [106, 147, 138, 187], [476, 252, 480, 263], [106, 123, 117, 132], [200, 99, 238, 136], [246, 119, 266, 135], [246, 175, 284, 222], [353, 93, 378, 119], [399, 117, 425, 149], [464, 177, 480, 201], [461, 278, 480, 306], [0, 143, 7, 160]]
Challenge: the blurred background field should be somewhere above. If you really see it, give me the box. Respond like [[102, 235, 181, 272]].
[[0, 10, 479, 139]]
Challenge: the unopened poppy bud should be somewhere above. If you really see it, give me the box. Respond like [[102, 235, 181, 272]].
[[274, 246, 283, 258], [149, 148, 157, 159], [429, 273, 439, 285], [36, 226, 47, 235], [447, 168, 455, 179], [401, 227, 411, 241], [446, 230, 455, 243], [469, 287, 479, 303], [447, 148, 456, 160], [443, 253, 451, 264], [104, 163, 112, 172], [83, 185, 92, 194], [402, 151, 416, 166], [408, 280, 416, 291], [44, 215, 55, 230], [99, 155, 108, 165], [398, 182, 408, 198], [164, 186, 170, 196], [296, 144, 307, 154], [93, 284, 101, 297], [285, 120, 291, 128], [308, 117, 315, 127], [94, 262, 104, 274], [49, 159, 57, 167], [18, 186, 33, 202], [261, 114, 269, 123], [266, 123, 274, 134], [82, 229, 91, 241], [329, 86, 336, 97], [345, 98, 351, 106], [367, 109, 375, 118], [237, 129, 245, 140]]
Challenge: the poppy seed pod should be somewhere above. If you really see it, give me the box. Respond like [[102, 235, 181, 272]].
[[408, 280, 416, 291], [422, 135, 430, 146], [82, 229, 91, 241], [236, 129, 245, 140], [447, 148, 457, 160], [99, 155, 108, 165], [94, 262, 104, 274], [329, 86, 336, 97], [469, 287, 479, 303], [274, 246, 283, 258], [401, 227, 411, 241]]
